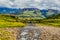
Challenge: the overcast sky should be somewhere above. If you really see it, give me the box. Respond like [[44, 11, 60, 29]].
[[0, 0, 60, 10]]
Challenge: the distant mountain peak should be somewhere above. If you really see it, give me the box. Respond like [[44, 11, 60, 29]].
[[22, 8, 39, 11]]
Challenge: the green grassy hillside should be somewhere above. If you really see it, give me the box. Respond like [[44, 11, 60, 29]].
[[40, 13, 60, 27], [0, 14, 25, 28], [19, 11, 46, 19], [47, 13, 60, 19]]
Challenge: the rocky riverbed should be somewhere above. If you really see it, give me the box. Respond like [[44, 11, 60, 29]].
[[0, 25, 60, 40], [17, 25, 40, 40]]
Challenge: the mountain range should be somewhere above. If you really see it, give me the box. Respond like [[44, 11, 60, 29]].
[[0, 7, 59, 18]]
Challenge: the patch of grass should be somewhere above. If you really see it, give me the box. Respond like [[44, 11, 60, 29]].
[[0, 22, 25, 28], [0, 14, 25, 28], [40, 19, 60, 27]]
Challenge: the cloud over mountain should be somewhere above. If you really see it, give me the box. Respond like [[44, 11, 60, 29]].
[[0, 0, 60, 10]]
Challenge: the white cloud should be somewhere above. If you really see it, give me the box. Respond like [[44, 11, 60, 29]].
[[54, 0, 60, 4], [34, 0, 42, 2], [0, 0, 60, 10], [9, 2, 14, 5]]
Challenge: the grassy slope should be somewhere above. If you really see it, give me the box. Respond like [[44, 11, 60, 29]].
[[0, 14, 25, 28], [40, 14, 60, 27]]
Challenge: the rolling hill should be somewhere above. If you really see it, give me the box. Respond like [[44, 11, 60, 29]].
[[19, 10, 46, 19]]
